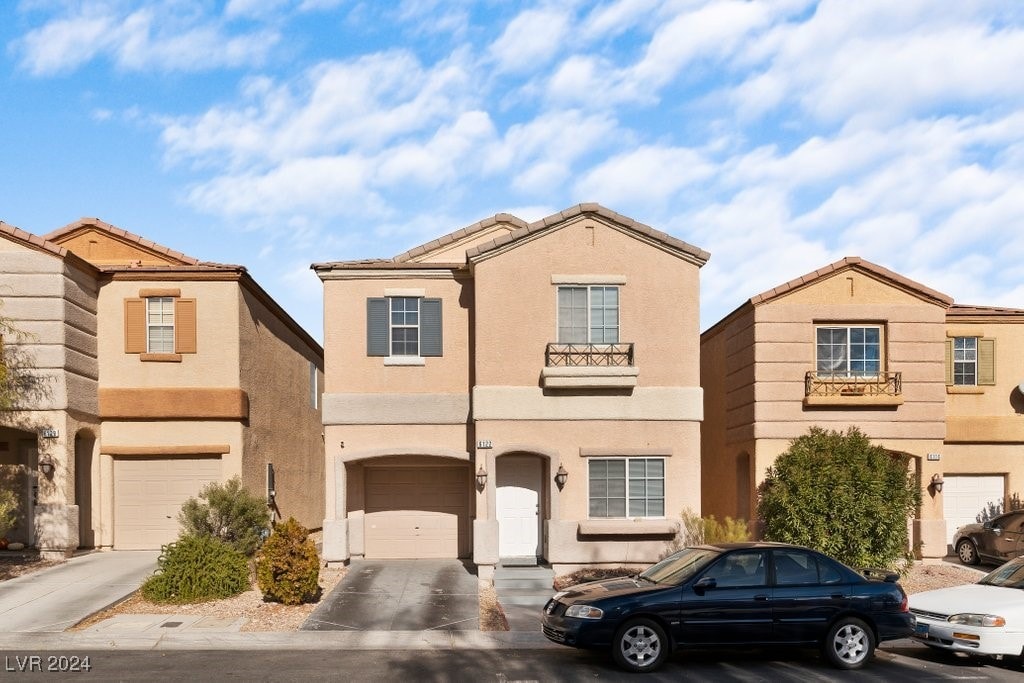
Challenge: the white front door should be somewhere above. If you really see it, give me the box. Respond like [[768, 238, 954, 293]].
[[497, 456, 541, 558]]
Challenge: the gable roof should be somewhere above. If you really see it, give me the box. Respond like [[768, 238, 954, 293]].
[[749, 256, 953, 307], [45, 217, 201, 267], [312, 203, 709, 273], [0, 220, 98, 274], [948, 303, 1024, 321]]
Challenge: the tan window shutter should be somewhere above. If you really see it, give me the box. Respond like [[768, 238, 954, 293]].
[[943, 339, 953, 385], [978, 338, 996, 385], [124, 299, 146, 353], [174, 298, 197, 354]]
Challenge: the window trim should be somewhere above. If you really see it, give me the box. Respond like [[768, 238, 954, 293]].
[[952, 336, 978, 386], [556, 284, 620, 345], [587, 456, 666, 520], [367, 296, 442, 360], [146, 296, 175, 354], [814, 323, 884, 378]]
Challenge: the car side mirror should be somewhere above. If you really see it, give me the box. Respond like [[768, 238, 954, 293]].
[[694, 576, 717, 594]]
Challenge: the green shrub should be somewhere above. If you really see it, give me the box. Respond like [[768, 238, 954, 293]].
[[669, 508, 751, 555], [178, 476, 269, 556], [256, 518, 320, 605], [758, 426, 920, 571], [0, 485, 17, 539], [141, 534, 249, 604]]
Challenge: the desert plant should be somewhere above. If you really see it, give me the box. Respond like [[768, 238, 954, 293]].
[[668, 508, 751, 554], [141, 534, 249, 604], [178, 476, 269, 556], [759, 426, 920, 571], [256, 517, 320, 605]]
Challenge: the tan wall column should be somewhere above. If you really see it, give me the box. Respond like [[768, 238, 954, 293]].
[[322, 451, 348, 565]]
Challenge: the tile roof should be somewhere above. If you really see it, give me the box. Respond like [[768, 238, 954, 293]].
[[0, 220, 97, 273], [45, 217, 201, 266]]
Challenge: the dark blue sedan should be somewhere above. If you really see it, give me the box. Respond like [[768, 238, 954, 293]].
[[541, 542, 915, 673]]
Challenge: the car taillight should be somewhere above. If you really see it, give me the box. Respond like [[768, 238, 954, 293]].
[[899, 594, 908, 613]]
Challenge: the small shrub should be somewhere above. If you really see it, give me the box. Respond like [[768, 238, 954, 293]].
[[141, 534, 249, 604], [0, 485, 17, 539], [178, 476, 269, 556], [666, 508, 751, 556], [256, 518, 320, 605]]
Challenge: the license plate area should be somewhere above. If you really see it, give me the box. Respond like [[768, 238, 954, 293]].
[[914, 622, 929, 637]]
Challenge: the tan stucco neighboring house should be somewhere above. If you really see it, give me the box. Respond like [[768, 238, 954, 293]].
[[0, 218, 324, 557], [700, 256, 1024, 559], [314, 204, 709, 580]]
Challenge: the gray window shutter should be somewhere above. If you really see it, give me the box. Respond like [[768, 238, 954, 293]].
[[367, 298, 388, 356], [978, 338, 996, 385], [944, 339, 953, 385], [420, 298, 443, 357]]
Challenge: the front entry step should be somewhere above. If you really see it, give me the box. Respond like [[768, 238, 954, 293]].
[[500, 555, 539, 567]]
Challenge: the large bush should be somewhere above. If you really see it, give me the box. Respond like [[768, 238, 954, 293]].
[[256, 517, 320, 605], [178, 476, 268, 556], [759, 426, 920, 570], [141, 534, 250, 603]]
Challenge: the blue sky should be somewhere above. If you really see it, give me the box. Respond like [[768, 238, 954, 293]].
[[3, 1, 1024, 342]]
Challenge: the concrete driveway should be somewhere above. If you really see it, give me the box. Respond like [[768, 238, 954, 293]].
[[302, 559, 479, 631]]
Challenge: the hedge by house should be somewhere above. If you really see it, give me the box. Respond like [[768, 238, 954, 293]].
[[758, 426, 920, 570]]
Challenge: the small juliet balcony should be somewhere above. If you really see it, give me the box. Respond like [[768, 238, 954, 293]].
[[803, 371, 904, 407], [541, 343, 639, 389]]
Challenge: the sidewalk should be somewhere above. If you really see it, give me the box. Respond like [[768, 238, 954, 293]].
[[0, 550, 159, 633]]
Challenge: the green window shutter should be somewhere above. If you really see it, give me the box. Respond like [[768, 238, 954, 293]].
[[367, 298, 388, 356], [978, 338, 996, 385], [420, 298, 443, 357], [944, 339, 953, 385]]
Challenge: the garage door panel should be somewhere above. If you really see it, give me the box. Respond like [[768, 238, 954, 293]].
[[363, 466, 469, 559], [943, 475, 1005, 545], [114, 457, 221, 550]]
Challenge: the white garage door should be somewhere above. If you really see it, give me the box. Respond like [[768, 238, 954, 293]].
[[364, 467, 469, 559], [113, 457, 222, 550], [943, 475, 1006, 545]]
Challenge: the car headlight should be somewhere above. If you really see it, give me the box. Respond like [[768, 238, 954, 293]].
[[565, 604, 604, 619], [947, 613, 1006, 627]]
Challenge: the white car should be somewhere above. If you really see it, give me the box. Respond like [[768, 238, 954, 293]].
[[910, 555, 1024, 659]]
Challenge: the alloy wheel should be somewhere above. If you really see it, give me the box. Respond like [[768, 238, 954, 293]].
[[620, 624, 662, 668], [831, 622, 870, 666]]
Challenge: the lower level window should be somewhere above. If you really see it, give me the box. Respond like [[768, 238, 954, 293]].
[[589, 458, 665, 518]]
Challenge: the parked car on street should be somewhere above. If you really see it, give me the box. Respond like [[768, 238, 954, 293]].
[[910, 555, 1024, 660], [541, 542, 915, 673], [953, 511, 1024, 566]]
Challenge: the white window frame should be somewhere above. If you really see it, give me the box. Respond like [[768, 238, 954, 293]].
[[587, 457, 665, 519], [557, 285, 619, 344], [389, 296, 420, 357], [815, 325, 882, 377], [953, 336, 978, 386], [146, 297, 174, 354]]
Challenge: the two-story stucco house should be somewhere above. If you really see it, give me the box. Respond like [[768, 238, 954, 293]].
[[314, 204, 709, 579], [700, 257, 1024, 560], [0, 218, 324, 557]]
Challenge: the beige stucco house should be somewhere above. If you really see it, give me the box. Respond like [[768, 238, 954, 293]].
[[700, 257, 1024, 559], [0, 218, 324, 557], [314, 204, 709, 579]]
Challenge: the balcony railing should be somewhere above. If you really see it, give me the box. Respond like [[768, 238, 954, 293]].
[[545, 343, 634, 367], [804, 371, 902, 397]]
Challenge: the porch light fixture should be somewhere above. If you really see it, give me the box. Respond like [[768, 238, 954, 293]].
[[930, 473, 944, 495], [38, 455, 55, 477], [555, 464, 568, 490], [475, 465, 487, 491]]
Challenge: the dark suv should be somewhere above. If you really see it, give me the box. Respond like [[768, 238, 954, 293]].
[[954, 511, 1024, 565]]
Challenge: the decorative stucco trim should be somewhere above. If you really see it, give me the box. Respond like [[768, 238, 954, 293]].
[[946, 386, 984, 394], [541, 366, 639, 389], [383, 288, 427, 297], [803, 395, 905, 407], [945, 416, 1024, 443], [472, 386, 703, 421], [578, 519, 679, 536], [99, 388, 249, 419], [138, 288, 181, 298], [383, 356, 426, 366], [550, 275, 627, 285], [580, 448, 673, 457], [102, 444, 230, 456], [337, 448, 471, 463], [139, 353, 183, 363], [323, 392, 470, 425], [946, 328, 983, 338]]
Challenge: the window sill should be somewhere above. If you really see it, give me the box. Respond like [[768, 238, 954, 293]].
[[578, 519, 678, 536], [541, 366, 639, 389], [384, 356, 426, 366], [803, 394, 903, 407], [140, 353, 182, 363], [947, 386, 984, 394]]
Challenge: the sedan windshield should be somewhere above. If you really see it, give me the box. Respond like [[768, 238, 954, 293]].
[[640, 548, 719, 586], [979, 557, 1024, 589]]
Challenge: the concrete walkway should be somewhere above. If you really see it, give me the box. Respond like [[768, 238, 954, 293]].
[[0, 550, 159, 633]]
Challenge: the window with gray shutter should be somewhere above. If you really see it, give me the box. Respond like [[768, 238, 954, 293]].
[[367, 298, 388, 356], [420, 298, 442, 357], [367, 296, 443, 358]]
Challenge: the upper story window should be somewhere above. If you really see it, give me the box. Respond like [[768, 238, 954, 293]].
[[953, 337, 977, 385], [367, 296, 442, 360], [558, 286, 618, 344], [588, 457, 664, 519], [124, 290, 196, 360], [816, 325, 880, 377], [147, 297, 175, 353]]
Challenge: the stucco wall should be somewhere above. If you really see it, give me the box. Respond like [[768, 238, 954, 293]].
[[238, 285, 324, 530]]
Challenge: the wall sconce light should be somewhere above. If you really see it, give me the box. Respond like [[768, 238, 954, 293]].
[[555, 464, 568, 490], [475, 465, 487, 491], [930, 473, 944, 495], [38, 455, 55, 477], [267, 463, 276, 507]]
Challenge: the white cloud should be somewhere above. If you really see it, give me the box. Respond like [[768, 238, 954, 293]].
[[488, 7, 571, 75], [575, 145, 715, 205]]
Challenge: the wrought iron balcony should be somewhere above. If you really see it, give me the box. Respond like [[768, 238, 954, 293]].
[[804, 371, 902, 398], [545, 343, 634, 367]]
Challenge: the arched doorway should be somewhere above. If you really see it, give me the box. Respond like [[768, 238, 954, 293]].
[[496, 454, 544, 561], [74, 429, 96, 548]]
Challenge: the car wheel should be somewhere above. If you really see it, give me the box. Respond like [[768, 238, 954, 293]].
[[822, 617, 875, 670], [956, 539, 980, 565], [612, 618, 670, 673]]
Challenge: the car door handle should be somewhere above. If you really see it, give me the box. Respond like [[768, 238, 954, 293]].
[[754, 594, 769, 601]]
